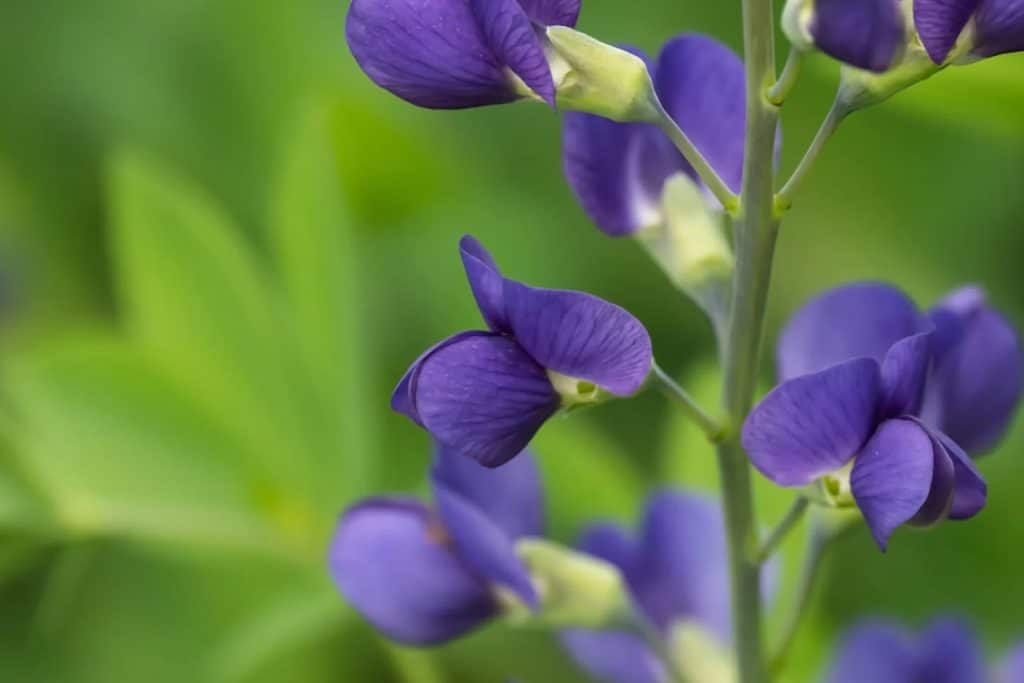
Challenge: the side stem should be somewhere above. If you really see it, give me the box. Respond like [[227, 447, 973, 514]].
[[755, 496, 809, 563], [651, 362, 724, 442], [655, 105, 740, 215], [776, 98, 849, 209]]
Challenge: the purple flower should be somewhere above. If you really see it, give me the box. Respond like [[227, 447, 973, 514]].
[[1003, 642, 1024, 683], [328, 446, 544, 645], [346, 0, 580, 109], [915, 0, 1024, 63], [826, 619, 987, 683], [561, 491, 768, 683], [784, 0, 906, 72], [562, 34, 748, 236], [392, 236, 653, 468], [744, 282, 1021, 550]]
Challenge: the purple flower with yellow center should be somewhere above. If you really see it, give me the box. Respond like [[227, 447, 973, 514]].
[[782, 0, 907, 72], [345, 0, 581, 109], [561, 491, 771, 683], [915, 0, 1024, 63], [392, 236, 653, 469], [743, 282, 1022, 550], [328, 446, 544, 645], [826, 619, 987, 683]]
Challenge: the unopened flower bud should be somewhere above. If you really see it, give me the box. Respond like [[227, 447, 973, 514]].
[[668, 621, 737, 683]]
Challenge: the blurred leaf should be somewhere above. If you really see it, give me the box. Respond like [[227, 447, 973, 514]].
[[269, 105, 371, 505]]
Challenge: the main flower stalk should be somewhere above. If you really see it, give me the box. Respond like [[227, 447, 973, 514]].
[[717, 0, 780, 681]]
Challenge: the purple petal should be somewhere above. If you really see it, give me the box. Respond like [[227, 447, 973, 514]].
[[810, 0, 905, 72], [914, 0, 983, 62], [470, 0, 555, 106], [629, 491, 731, 641], [431, 445, 545, 539], [504, 280, 653, 396], [929, 306, 1022, 454], [460, 236, 510, 332], [516, 0, 581, 26], [562, 113, 681, 236], [743, 359, 883, 487], [906, 422, 956, 528], [561, 630, 666, 683], [851, 419, 937, 550], [329, 498, 495, 645], [654, 35, 748, 194], [777, 282, 924, 382], [917, 619, 987, 683], [974, 0, 1024, 57], [826, 621, 918, 683], [434, 482, 537, 606], [880, 331, 933, 418], [577, 523, 637, 572], [346, 0, 517, 109], [409, 332, 560, 468], [1002, 642, 1024, 683], [935, 432, 987, 520]]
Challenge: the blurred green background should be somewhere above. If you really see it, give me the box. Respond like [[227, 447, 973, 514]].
[[0, 1, 1021, 681]]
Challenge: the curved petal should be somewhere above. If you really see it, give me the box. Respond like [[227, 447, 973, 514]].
[[411, 332, 561, 468], [917, 619, 987, 683], [329, 498, 495, 645], [880, 331, 933, 418], [826, 622, 917, 683], [974, 0, 1024, 58], [470, 0, 555, 106], [578, 522, 637, 573], [906, 422, 956, 528], [460, 236, 510, 332], [777, 282, 924, 382], [914, 0, 983, 63], [655, 34, 748, 194], [517, 0, 581, 26], [851, 419, 937, 550], [931, 307, 1022, 454], [1002, 642, 1024, 683], [431, 445, 545, 539], [629, 491, 731, 641], [434, 483, 537, 606], [346, 0, 517, 109], [504, 280, 653, 396], [935, 432, 987, 520], [561, 630, 667, 683], [810, 0, 906, 72], [743, 359, 883, 487]]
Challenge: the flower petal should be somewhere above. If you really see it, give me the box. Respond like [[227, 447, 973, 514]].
[[914, 0, 983, 63], [516, 0, 581, 26], [434, 482, 537, 606], [654, 34, 748, 194], [851, 419, 937, 550], [1001, 642, 1024, 683], [974, 0, 1024, 58], [460, 236, 510, 332], [411, 332, 561, 468], [777, 282, 924, 382], [329, 498, 495, 645], [810, 0, 906, 72], [905, 422, 956, 528], [431, 445, 545, 539], [504, 280, 653, 396], [826, 622, 917, 683], [629, 491, 731, 641], [880, 331, 932, 418], [346, 0, 517, 109], [578, 523, 637, 572], [935, 432, 987, 520], [929, 305, 1022, 454], [470, 0, 555, 106], [743, 359, 883, 487], [561, 630, 666, 683], [917, 619, 987, 683]]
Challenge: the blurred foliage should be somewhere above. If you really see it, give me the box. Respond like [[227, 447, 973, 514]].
[[0, 1, 1022, 681]]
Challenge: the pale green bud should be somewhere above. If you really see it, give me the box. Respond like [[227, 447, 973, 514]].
[[545, 26, 660, 123], [668, 621, 737, 683], [781, 0, 815, 53], [514, 539, 631, 629]]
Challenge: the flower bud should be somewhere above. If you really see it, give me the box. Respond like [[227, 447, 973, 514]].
[[836, 45, 941, 111], [513, 538, 631, 629], [668, 621, 737, 683], [545, 27, 661, 123]]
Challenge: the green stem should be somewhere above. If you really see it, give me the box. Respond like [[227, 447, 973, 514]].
[[715, 1, 780, 681], [766, 48, 804, 106], [651, 362, 723, 442], [755, 496, 809, 563], [776, 98, 849, 210], [654, 105, 740, 215]]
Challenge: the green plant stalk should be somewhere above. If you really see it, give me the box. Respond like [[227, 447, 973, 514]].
[[716, 0, 781, 681]]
